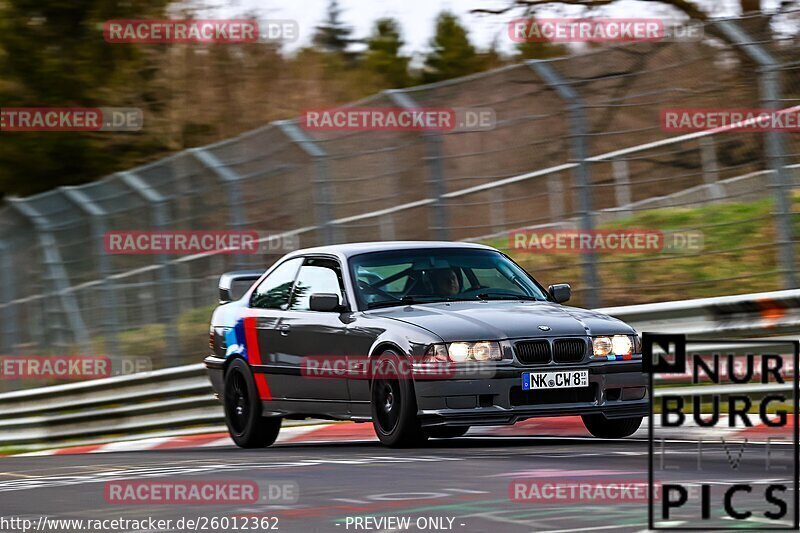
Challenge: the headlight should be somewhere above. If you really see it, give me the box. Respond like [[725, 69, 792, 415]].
[[611, 335, 632, 356], [424, 342, 502, 363], [592, 336, 612, 357], [592, 335, 637, 359], [448, 342, 472, 363], [471, 341, 497, 361]]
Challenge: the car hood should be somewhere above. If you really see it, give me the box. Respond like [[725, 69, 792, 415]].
[[370, 300, 635, 342]]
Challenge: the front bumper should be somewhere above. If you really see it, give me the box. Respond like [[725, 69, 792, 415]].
[[414, 361, 647, 428]]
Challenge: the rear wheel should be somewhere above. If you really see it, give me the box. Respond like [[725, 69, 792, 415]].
[[371, 350, 428, 447], [224, 358, 281, 448], [582, 414, 642, 439], [426, 426, 470, 439]]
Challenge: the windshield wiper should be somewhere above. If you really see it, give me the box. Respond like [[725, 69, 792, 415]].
[[367, 297, 414, 309], [367, 295, 457, 309], [476, 292, 541, 301], [367, 292, 541, 308]]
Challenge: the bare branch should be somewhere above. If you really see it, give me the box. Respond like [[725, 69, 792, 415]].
[[471, 0, 710, 20], [471, 0, 615, 16]]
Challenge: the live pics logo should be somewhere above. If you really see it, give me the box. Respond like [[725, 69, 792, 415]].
[[644, 333, 799, 530]]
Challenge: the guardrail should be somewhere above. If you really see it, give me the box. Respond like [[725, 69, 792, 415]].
[[600, 288, 800, 338], [1, 289, 797, 449], [0, 364, 221, 447]]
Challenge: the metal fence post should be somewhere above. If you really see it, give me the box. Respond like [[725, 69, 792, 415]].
[[7, 198, 92, 352], [490, 188, 506, 235], [274, 120, 336, 245], [717, 20, 797, 289], [61, 188, 120, 358], [528, 60, 600, 307], [117, 171, 180, 365], [386, 89, 450, 241], [189, 148, 251, 269], [379, 215, 396, 241], [699, 137, 719, 185], [699, 137, 723, 200], [612, 159, 632, 217], [0, 240, 17, 354], [547, 172, 565, 221]]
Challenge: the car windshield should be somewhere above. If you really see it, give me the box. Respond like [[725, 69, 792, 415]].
[[349, 248, 548, 309]]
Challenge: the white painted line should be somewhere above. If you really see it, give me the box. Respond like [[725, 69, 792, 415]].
[[90, 437, 173, 453], [276, 425, 331, 442], [545, 523, 650, 533], [722, 515, 796, 526], [636, 523, 686, 532], [14, 449, 57, 457]]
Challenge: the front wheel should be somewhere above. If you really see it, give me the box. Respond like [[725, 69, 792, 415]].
[[582, 414, 642, 439], [224, 358, 281, 448], [371, 351, 428, 448]]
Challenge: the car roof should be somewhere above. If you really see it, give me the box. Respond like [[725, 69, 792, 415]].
[[284, 241, 496, 260]]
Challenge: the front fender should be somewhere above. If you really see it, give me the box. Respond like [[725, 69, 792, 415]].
[[367, 324, 444, 359]]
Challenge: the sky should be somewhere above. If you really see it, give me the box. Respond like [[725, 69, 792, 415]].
[[208, 0, 786, 55]]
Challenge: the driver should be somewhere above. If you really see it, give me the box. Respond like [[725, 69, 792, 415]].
[[431, 268, 461, 296]]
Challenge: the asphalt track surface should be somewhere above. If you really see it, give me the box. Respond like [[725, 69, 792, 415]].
[[0, 433, 795, 533]]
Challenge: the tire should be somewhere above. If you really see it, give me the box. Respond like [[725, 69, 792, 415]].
[[224, 358, 281, 448], [582, 414, 642, 439], [426, 426, 470, 439], [371, 350, 428, 448]]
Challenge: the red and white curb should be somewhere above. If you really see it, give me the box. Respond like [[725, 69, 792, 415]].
[[10, 414, 792, 457], [12, 417, 601, 457]]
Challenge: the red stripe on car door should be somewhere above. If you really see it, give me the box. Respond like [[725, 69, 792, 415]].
[[243, 316, 272, 400]]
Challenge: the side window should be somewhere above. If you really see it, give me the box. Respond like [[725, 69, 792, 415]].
[[289, 258, 344, 311], [250, 258, 303, 310]]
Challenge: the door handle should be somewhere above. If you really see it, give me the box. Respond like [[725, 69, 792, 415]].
[[279, 324, 291, 336]]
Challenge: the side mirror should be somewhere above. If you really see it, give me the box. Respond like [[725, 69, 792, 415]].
[[548, 283, 571, 304], [219, 270, 263, 304], [309, 293, 342, 312]]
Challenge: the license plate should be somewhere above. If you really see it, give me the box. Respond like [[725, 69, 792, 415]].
[[522, 370, 589, 390]]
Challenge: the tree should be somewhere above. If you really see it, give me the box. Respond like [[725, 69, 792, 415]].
[[478, 36, 509, 70], [470, 0, 774, 44], [423, 11, 481, 83], [514, 20, 568, 60], [362, 18, 410, 88], [516, 40, 568, 60], [0, 0, 170, 197], [312, 0, 353, 55], [470, 0, 781, 84]]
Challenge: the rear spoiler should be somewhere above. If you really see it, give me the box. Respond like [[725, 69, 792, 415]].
[[219, 270, 264, 304]]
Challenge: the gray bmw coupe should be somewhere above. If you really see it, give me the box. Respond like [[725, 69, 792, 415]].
[[205, 241, 647, 448]]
